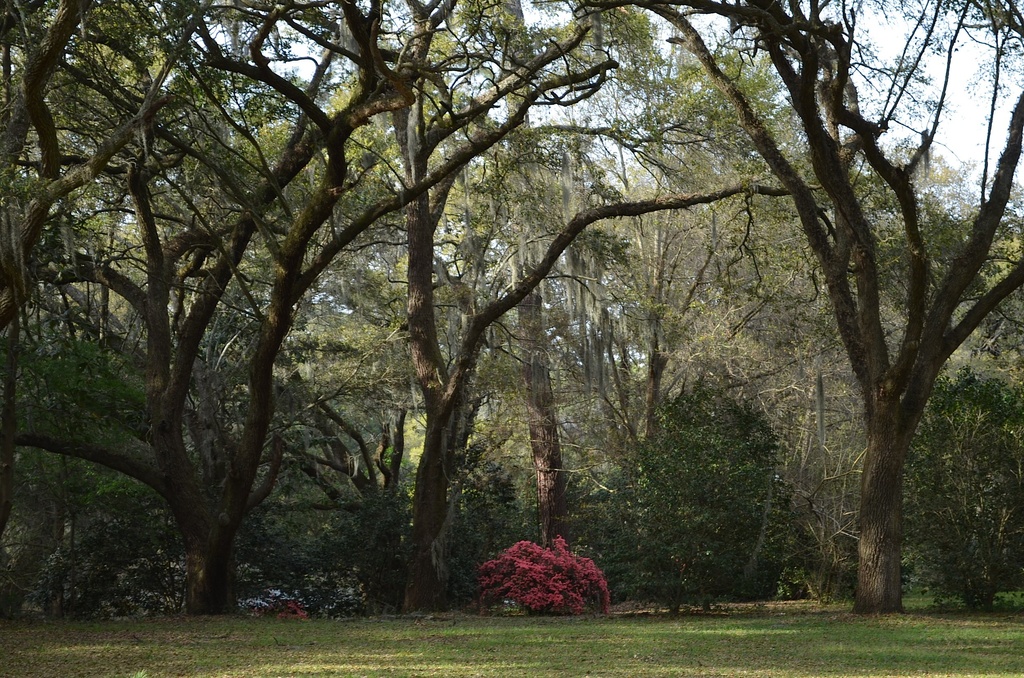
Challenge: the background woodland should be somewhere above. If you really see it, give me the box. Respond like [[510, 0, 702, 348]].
[[3, 0, 1024, 618]]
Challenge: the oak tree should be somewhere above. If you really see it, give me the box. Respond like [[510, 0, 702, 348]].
[[635, 0, 1024, 612]]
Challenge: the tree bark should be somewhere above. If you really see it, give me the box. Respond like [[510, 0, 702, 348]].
[[853, 398, 915, 613], [387, 410, 406, 489], [0, 314, 16, 539], [181, 524, 235, 615], [402, 169, 465, 610], [519, 290, 569, 547], [644, 335, 668, 439], [403, 417, 452, 612]]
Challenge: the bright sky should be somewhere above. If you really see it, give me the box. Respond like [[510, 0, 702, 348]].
[[918, 44, 1007, 170], [861, 10, 1019, 173]]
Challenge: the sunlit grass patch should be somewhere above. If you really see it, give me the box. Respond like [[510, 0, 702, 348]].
[[1, 607, 1023, 677]]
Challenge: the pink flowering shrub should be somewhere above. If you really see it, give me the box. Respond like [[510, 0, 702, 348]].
[[478, 537, 610, 615]]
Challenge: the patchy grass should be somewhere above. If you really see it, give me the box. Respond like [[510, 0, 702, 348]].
[[2, 604, 1023, 677]]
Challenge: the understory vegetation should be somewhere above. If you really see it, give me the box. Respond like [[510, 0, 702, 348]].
[[7, 374, 1024, 618]]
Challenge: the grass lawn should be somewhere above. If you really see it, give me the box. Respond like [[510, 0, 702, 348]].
[[1, 603, 1023, 677]]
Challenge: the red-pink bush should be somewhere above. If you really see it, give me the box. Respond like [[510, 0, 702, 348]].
[[478, 537, 610, 615]]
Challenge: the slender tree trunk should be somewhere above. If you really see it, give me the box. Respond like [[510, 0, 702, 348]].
[[0, 314, 17, 539], [388, 410, 406, 489], [853, 401, 913, 614], [519, 291, 568, 546], [644, 335, 667, 439]]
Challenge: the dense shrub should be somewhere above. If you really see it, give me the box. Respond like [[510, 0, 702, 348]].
[[631, 385, 793, 611], [347, 489, 413, 613], [478, 537, 610, 615], [905, 369, 1024, 610], [236, 486, 411, 617], [447, 451, 536, 607], [26, 479, 184, 618], [570, 471, 642, 604]]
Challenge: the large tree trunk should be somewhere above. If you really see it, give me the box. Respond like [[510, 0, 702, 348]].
[[182, 527, 236, 615], [403, 418, 451, 612], [853, 400, 914, 614], [525, 367, 569, 547], [402, 163, 457, 611], [154, 424, 224, 614], [404, 396, 479, 612], [519, 291, 569, 547]]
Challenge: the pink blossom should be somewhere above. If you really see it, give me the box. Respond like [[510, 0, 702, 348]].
[[478, 537, 610, 615]]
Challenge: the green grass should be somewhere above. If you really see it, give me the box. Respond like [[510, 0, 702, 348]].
[[2, 604, 1023, 677]]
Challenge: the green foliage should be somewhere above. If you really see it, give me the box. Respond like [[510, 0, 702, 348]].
[[348, 490, 414, 613], [571, 471, 643, 603], [573, 386, 794, 609], [27, 475, 184, 618], [905, 369, 1024, 610], [447, 447, 536, 607], [16, 339, 146, 445], [17, 454, 413, 619], [632, 385, 792, 610], [236, 487, 412, 616]]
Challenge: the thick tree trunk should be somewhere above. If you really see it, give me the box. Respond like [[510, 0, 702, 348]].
[[182, 528, 236, 615], [853, 400, 913, 614], [162, 451, 242, 615], [403, 388, 479, 612], [152, 413, 236, 614], [401, 125, 460, 611], [529, 417, 568, 548], [519, 291, 568, 547], [403, 419, 450, 612]]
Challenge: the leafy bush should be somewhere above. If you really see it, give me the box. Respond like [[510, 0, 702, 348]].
[[570, 471, 643, 604], [905, 369, 1024, 610], [478, 537, 610, 615], [447, 452, 536, 607], [632, 385, 793, 611], [26, 477, 184, 618], [236, 481, 412, 617]]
